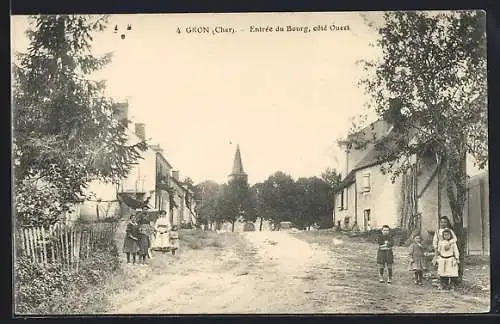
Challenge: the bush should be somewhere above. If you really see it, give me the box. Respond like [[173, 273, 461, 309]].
[[14, 243, 121, 315]]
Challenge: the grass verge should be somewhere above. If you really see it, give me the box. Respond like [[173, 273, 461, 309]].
[[14, 244, 121, 315], [179, 229, 222, 250], [291, 230, 490, 298]]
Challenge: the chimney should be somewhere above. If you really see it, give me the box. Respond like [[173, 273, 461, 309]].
[[151, 144, 164, 155], [135, 123, 146, 141], [172, 170, 179, 181]]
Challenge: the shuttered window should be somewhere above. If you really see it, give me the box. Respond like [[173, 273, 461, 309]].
[[343, 188, 348, 210], [362, 173, 371, 192]]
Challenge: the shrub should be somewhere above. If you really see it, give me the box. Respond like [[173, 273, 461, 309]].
[[14, 243, 121, 315]]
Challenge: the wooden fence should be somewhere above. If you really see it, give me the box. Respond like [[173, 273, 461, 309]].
[[16, 221, 119, 271]]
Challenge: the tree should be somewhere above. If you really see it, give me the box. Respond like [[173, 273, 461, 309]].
[[260, 171, 297, 230], [251, 182, 267, 231], [295, 177, 333, 230], [218, 178, 255, 232], [320, 167, 342, 227], [182, 177, 195, 212], [13, 15, 148, 227], [343, 11, 487, 277], [193, 180, 221, 227]]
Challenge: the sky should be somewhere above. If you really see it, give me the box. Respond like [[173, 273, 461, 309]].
[[11, 12, 387, 185]]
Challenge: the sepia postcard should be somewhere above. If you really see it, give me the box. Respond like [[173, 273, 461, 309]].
[[11, 11, 489, 315]]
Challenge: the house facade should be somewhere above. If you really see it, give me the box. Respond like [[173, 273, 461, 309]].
[[168, 171, 197, 227], [81, 101, 196, 226], [334, 119, 455, 240], [463, 172, 489, 255]]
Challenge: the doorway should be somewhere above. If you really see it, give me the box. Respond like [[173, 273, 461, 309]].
[[363, 209, 371, 231]]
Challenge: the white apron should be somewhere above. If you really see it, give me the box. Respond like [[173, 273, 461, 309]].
[[152, 217, 170, 249], [437, 240, 460, 277]]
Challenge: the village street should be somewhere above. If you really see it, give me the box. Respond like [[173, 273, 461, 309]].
[[106, 230, 490, 314]]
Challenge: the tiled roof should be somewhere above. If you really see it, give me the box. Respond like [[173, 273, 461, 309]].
[[336, 170, 356, 191], [336, 119, 402, 191]]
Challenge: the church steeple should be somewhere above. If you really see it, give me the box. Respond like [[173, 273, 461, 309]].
[[228, 144, 248, 182]]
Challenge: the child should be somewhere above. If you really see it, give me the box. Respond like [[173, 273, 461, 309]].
[[377, 225, 394, 283], [436, 229, 460, 290], [152, 210, 170, 252], [408, 235, 428, 285], [123, 214, 140, 264], [432, 216, 457, 264], [169, 225, 180, 256], [137, 212, 152, 265]]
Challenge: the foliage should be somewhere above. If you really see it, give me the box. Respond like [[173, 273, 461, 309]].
[[12, 15, 148, 227], [14, 178, 65, 227], [342, 11, 487, 276], [296, 177, 333, 229], [193, 180, 222, 225], [164, 186, 179, 212], [217, 178, 256, 231], [14, 244, 120, 314], [192, 168, 339, 231], [183, 177, 195, 211], [259, 171, 297, 228], [320, 167, 342, 192], [319, 167, 342, 227]]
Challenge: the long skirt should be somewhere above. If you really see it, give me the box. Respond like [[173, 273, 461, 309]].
[[409, 255, 428, 271], [123, 237, 139, 254], [377, 248, 394, 265], [153, 232, 170, 250], [169, 238, 180, 250], [138, 234, 149, 256], [437, 256, 459, 277]]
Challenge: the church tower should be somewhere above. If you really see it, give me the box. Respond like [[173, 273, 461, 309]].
[[228, 144, 248, 183]]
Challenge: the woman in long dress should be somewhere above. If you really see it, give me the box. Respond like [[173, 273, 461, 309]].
[[137, 211, 153, 264], [152, 210, 170, 252], [122, 214, 140, 264]]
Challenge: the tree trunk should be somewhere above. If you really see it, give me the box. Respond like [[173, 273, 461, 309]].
[[445, 151, 467, 279], [436, 153, 442, 225], [453, 220, 466, 278], [259, 217, 263, 231], [231, 220, 235, 232]]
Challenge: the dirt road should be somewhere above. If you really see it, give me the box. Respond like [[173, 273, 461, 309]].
[[106, 230, 489, 314]]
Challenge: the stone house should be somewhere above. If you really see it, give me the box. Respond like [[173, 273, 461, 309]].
[[333, 118, 484, 241], [82, 101, 195, 226], [168, 171, 197, 227]]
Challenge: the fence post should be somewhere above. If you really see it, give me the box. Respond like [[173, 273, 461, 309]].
[[29, 227, 36, 263], [70, 226, 75, 271], [41, 227, 47, 265], [21, 228, 28, 258]]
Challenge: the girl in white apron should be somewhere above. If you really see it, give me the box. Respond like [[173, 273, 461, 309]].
[[153, 210, 170, 252]]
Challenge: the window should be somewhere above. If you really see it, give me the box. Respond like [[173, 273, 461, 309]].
[[337, 191, 343, 210], [363, 209, 371, 222], [337, 189, 348, 210], [362, 173, 371, 192], [343, 188, 348, 210], [364, 209, 371, 231]]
